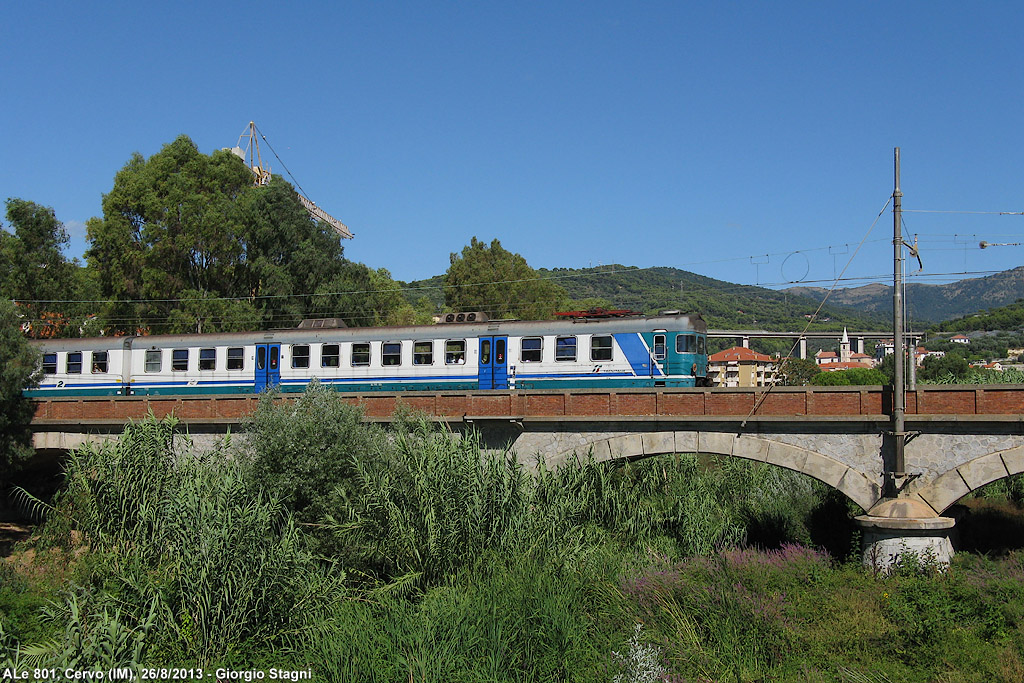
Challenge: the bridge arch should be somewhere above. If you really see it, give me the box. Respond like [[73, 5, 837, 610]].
[[553, 430, 882, 512], [914, 445, 1024, 514]]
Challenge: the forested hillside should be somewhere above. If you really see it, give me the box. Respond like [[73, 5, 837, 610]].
[[787, 267, 1024, 323], [406, 264, 887, 331], [931, 299, 1024, 334]]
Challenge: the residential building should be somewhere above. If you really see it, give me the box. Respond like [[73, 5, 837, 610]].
[[815, 350, 839, 366], [708, 346, 776, 387]]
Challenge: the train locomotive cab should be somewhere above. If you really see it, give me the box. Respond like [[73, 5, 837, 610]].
[[641, 320, 709, 388]]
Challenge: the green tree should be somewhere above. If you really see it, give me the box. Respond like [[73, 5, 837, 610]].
[[918, 352, 970, 382], [86, 136, 402, 332], [0, 199, 89, 337], [163, 289, 262, 334], [444, 237, 569, 319], [0, 299, 41, 477], [566, 296, 616, 311], [1, 199, 76, 302], [86, 136, 254, 332], [809, 370, 852, 386], [389, 295, 439, 326], [779, 357, 821, 386], [309, 265, 407, 328], [810, 367, 888, 386]]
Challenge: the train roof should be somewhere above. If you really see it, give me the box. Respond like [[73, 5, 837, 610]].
[[28, 312, 707, 350]]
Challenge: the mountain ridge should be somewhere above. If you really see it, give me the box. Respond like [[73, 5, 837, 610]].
[[785, 266, 1024, 323]]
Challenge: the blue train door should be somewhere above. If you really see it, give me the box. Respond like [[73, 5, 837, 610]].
[[477, 336, 508, 389], [255, 343, 281, 393]]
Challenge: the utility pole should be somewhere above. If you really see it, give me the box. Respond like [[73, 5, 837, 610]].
[[891, 147, 906, 494]]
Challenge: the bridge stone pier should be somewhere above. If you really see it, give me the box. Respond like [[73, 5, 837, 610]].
[[31, 385, 1024, 570]]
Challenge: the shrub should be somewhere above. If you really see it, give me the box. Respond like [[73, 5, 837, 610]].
[[244, 380, 385, 525]]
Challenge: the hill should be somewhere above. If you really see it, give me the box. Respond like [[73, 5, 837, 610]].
[[929, 299, 1024, 335], [403, 265, 888, 332], [786, 266, 1024, 323]]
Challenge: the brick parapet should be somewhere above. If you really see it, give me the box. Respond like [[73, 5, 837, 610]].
[[30, 385, 1024, 425]]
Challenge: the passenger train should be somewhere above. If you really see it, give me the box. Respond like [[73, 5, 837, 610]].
[[25, 312, 709, 398]]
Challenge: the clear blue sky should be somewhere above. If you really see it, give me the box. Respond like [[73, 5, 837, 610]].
[[3, 2, 1023, 292]]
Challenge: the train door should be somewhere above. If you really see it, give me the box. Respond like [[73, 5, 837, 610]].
[[651, 333, 667, 377], [255, 343, 281, 393], [121, 338, 133, 395], [477, 336, 508, 389]]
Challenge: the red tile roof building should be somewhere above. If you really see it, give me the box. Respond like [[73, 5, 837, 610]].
[[708, 346, 776, 387]]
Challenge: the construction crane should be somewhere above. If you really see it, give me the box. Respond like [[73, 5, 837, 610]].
[[229, 121, 354, 239]]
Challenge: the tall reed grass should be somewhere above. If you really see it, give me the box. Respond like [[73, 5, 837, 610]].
[[10, 416, 336, 667]]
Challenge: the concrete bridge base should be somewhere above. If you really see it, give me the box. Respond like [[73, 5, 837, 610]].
[[855, 499, 955, 573]]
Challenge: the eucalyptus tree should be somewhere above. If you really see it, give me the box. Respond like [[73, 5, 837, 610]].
[[86, 136, 402, 332]]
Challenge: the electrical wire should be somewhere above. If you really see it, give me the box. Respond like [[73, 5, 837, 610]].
[[743, 196, 893, 422], [904, 209, 1024, 215]]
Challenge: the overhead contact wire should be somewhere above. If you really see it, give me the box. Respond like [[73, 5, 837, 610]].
[[742, 196, 893, 424]]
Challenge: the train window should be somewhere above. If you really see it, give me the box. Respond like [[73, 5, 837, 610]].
[[495, 339, 505, 364], [676, 335, 696, 353], [697, 336, 706, 355], [653, 335, 666, 361], [322, 344, 341, 368], [480, 339, 490, 364], [257, 347, 266, 371], [414, 341, 433, 365], [145, 349, 162, 373], [227, 347, 244, 370], [91, 351, 108, 373], [291, 345, 310, 369], [521, 337, 542, 362], [172, 349, 189, 371], [42, 353, 58, 375], [67, 352, 83, 374], [349, 344, 367, 367], [383, 342, 402, 366], [555, 336, 577, 362], [200, 348, 216, 371], [269, 346, 279, 370], [445, 340, 466, 365], [591, 336, 613, 362]]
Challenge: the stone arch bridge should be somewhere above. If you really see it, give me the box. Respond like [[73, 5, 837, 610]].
[[31, 385, 1024, 519]]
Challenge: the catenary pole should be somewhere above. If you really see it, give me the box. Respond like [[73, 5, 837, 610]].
[[892, 148, 906, 488]]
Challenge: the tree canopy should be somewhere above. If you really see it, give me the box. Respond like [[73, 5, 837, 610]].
[[444, 237, 568, 320], [85, 135, 403, 332], [779, 357, 821, 386], [0, 199, 98, 337], [1, 199, 76, 303], [809, 367, 889, 386], [918, 352, 971, 382], [0, 298, 41, 476]]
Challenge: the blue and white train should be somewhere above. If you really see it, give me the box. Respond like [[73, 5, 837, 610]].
[[25, 312, 709, 397]]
